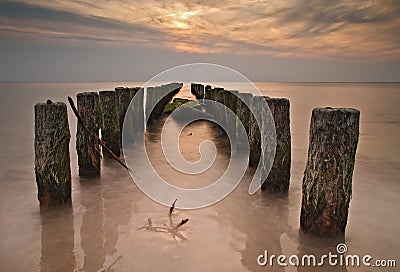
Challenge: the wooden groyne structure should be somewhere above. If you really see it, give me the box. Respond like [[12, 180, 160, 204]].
[[191, 83, 359, 236], [34, 82, 360, 237], [191, 83, 291, 192]]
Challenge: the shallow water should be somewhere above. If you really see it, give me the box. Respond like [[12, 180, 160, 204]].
[[0, 82, 399, 271]]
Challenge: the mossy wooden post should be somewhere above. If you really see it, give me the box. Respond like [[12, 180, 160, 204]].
[[99, 90, 120, 157], [249, 96, 263, 166], [261, 97, 291, 192], [127, 87, 144, 136], [204, 85, 212, 100], [236, 93, 253, 149], [132, 87, 144, 134], [115, 87, 131, 132], [76, 92, 101, 177], [300, 107, 360, 237], [214, 88, 226, 127], [191, 83, 204, 100], [34, 101, 71, 205], [146, 86, 156, 124], [191, 83, 198, 99], [199, 84, 205, 100], [223, 90, 238, 147]]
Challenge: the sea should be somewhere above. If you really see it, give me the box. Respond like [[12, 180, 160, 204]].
[[0, 82, 399, 271]]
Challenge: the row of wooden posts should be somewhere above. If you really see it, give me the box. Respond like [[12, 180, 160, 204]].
[[191, 83, 360, 237], [34, 82, 359, 237], [191, 83, 292, 193], [34, 83, 182, 202]]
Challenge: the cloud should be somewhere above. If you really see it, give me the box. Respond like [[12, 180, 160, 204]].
[[0, 0, 399, 59]]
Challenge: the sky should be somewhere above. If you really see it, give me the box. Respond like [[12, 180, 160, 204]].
[[0, 0, 399, 82]]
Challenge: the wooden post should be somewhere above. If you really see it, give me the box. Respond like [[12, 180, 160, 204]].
[[76, 92, 101, 177], [300, 107, 360, 237], [213, 88, 226, 127], [99, 90, 121, 157], [191, 83, 204, 100], [204, 85, 212, 100], [146, 86, 158, 124], [132, 87, 144, 134], [146, 84, 182, 124], [236, 93, 253, 148], [249, 96, 263, 166], [261, 97, 291, 192], [223, 90, 238, 147], [34, 100, 71, 205], [115, 87, 131, 132]]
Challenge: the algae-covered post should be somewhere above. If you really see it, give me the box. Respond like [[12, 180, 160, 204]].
[[99, 90, 120, 157], [236, 92, 253, 149], [131, 87, 144, 135], [76, 92, 101, 177], [300, 107, 360, 237], [115, 87, 131, 132], [212, 88, 226, 127], [34, 100, 71, 205], [224, 90, 239, 148], [191, 83, 204, 100], [248, 96, 264, 166], [204, 85, 212, 100], [261, 97, 291, 193]]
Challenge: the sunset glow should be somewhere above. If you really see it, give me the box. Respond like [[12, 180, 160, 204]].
[[0, 0, 399, 82], [1, 0, 398, 59]]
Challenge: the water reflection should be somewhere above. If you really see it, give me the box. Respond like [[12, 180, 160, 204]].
[[40, 205, 75, 272], [297, 231, 347, 272], [79, 178, 106, 271], [78, 159, 135, 271], [217, 190, 290, 272]]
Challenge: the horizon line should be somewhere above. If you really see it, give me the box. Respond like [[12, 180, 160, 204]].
[[0, 80, 399, 84]]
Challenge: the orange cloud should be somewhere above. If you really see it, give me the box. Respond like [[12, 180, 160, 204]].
[[1, 0, 400, 59]]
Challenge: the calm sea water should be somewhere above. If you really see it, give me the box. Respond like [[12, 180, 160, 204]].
[[0, 82, 399, 271]]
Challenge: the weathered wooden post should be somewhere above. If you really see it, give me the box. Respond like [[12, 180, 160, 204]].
[[223, 90, 238, 147], [132, 87, 144, 134], [213, 88, 226, 127], [249, 96, 263, 166], [300, 107, 360, 237], [261, 97, 291, 192], [99, 90, 120, 157], [236, 93, 253, 148], [191, 83, 204, 100], [204, 85, 212, 100], [34, 100, 71, 205], [76, 92, 101, 177], [115, 87, 131, 131], [130, 87, 140, 99]]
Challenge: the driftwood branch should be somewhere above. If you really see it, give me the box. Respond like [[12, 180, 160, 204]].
[[173, 219, 189, 230], [137, 199, 189, 241], [67, 96, 130, 172], [169, 198, 178, 216]]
